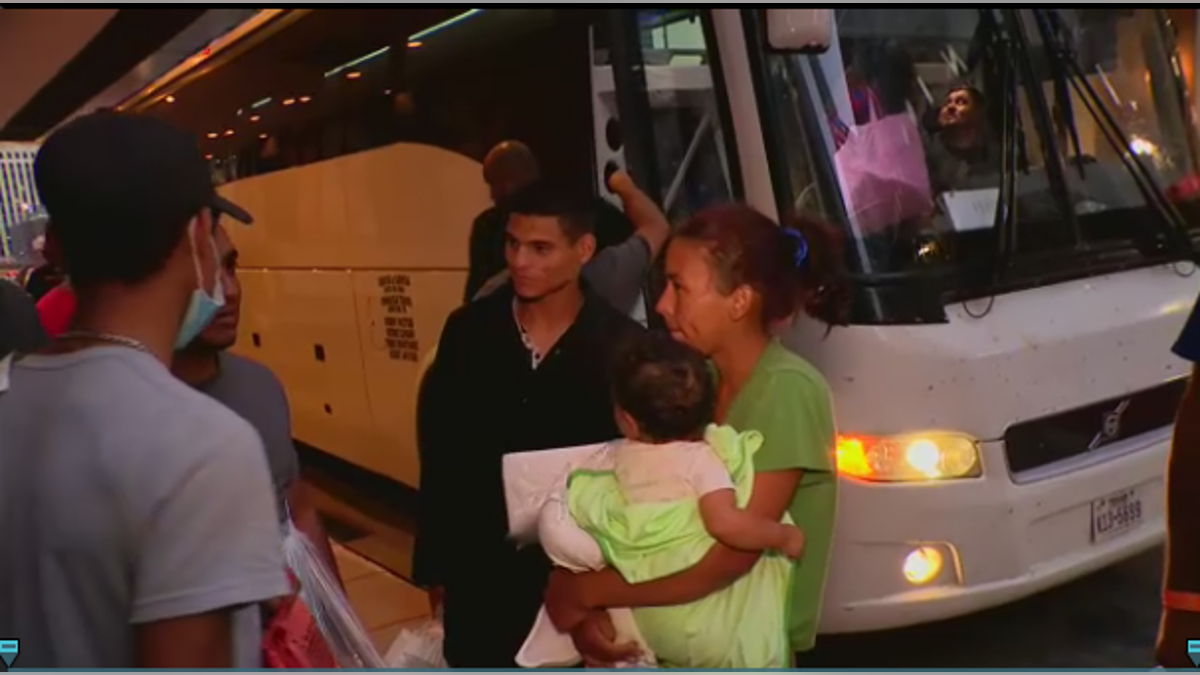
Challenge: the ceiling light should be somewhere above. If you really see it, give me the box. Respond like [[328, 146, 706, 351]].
[[346, 71, 362, 80], [249, 115, 261, 122], [164, 95, 176, 104], [282, 98, 296, 106], [223, 129, 235, 137], [204, 154, 214, 160], [206, 132, 219, 139], [408, 9, 483, 42], [407, 41, 422, 49], [323, 45, 390, 79], [299, 95, 312, 103], [259, 133, 269, 140]]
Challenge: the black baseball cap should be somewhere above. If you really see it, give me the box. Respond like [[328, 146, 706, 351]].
[[34, 110, 252, 237]]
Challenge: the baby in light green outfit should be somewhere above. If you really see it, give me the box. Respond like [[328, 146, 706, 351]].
[[520, 332, 801, 669]]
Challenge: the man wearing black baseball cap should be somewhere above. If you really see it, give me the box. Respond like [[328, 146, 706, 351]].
[[0, 111, 289, 668]]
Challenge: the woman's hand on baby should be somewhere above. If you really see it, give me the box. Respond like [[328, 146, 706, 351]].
[[781, 525, 806, 560], [570, 610, 642, 666], [545, 568, 591, 632]]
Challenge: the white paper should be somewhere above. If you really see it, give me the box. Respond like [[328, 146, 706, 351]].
[[940, 187, 1000, 232], [502, 442, 615, 543]]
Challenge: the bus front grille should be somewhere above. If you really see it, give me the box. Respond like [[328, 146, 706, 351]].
[[1003, 378, 1186, 476]]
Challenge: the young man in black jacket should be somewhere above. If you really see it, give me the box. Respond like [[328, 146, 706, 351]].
[[417, 181, 643, 667]]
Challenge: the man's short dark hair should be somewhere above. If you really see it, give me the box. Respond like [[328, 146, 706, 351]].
[[610, 331, 715, 443], [504, 181, 596, 242]]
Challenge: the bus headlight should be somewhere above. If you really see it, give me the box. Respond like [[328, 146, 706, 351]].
[[836, 432, 982, 482]]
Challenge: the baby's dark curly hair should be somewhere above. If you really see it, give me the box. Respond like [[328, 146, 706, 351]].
[[610, 331, 716, 443]]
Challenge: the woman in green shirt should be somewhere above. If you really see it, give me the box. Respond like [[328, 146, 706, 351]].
[[544, 203, 851, 665]]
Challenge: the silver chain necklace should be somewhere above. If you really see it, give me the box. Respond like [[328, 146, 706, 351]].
[[56, 331, 153, 356]]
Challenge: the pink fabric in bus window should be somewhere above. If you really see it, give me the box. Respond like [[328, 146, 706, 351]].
[[832, 98, 933, 235]]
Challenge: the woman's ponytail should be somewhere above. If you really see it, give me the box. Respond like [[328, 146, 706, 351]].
[[785, 215, 852, 329]]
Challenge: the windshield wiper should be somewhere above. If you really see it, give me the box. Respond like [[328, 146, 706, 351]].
[[1034, 8, 1199, 261], [972, 9, 1020, 277], [1006, 9, 1085, 247], [1031, 11, 1088, 181]]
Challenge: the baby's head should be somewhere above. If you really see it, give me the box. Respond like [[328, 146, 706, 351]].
[[610, 331, 715, 444]]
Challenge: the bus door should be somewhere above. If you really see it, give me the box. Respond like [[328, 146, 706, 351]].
[[590, 9, 742, 325]]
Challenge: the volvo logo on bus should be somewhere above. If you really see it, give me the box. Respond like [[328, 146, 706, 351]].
[[1089, 399, 1132, 451]]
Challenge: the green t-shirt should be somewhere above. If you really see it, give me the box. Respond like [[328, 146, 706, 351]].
[[723, 340, 838, 653]]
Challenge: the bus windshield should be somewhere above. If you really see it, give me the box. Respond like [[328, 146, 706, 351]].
[[759, 8, 1200, 320]]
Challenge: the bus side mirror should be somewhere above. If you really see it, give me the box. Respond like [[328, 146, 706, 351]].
[[765, 9, 833, 54]]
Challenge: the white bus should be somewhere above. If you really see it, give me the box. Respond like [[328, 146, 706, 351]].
[[96, 8, 1199, 633]]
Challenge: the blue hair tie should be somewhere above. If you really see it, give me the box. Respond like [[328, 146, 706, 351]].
[[783, 229, 809, 269]]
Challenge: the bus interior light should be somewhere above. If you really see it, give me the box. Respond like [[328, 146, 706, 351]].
[[251, 97, 272, 109], [206, 132, 219, 139], [836, 432, 981, 482], [250, 115, 261, 123], [299, 95, 312, 103], [282, 98, 296, 106]]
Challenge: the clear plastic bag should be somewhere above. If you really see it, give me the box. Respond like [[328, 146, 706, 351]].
[[384, 618, 447, 668], [281, 520, 387, 668]]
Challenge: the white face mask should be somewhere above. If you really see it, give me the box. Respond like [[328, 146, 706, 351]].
[[173, 222, 226, 350], [0, 353, 12, 394]]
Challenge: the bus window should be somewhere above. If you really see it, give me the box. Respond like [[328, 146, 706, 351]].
[[141, 9, 601, 203], [758, 9, 1200, 300], [592, 9, 738, 225]]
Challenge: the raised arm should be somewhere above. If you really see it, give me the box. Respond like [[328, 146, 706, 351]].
[[608, 171, 670, 259]]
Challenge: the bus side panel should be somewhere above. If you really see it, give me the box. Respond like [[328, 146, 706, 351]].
[[222, 142, 487, 486], [218, 142, 488, 270], [352, 269, 465, 487]]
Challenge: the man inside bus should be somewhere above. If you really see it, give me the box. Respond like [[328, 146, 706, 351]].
[[416, 182, 644, 667], [0, 111, 289, 668], [471, 169, 670, 316], [463, 140, 637, 304], [1157, 301, 1200, 667], [171, 222, 341, 582]]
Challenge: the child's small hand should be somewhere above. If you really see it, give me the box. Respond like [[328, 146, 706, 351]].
[[781, 525, 806, 560]]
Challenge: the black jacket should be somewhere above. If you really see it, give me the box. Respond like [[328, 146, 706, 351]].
[[415, 283, 643, 666]]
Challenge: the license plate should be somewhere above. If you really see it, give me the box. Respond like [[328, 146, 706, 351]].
[[1091, 487, 1143, 544]]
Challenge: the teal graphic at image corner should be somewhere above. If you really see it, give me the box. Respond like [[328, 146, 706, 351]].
[[1188, 639, 1200, 667], [0, 638, 18, 671]]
